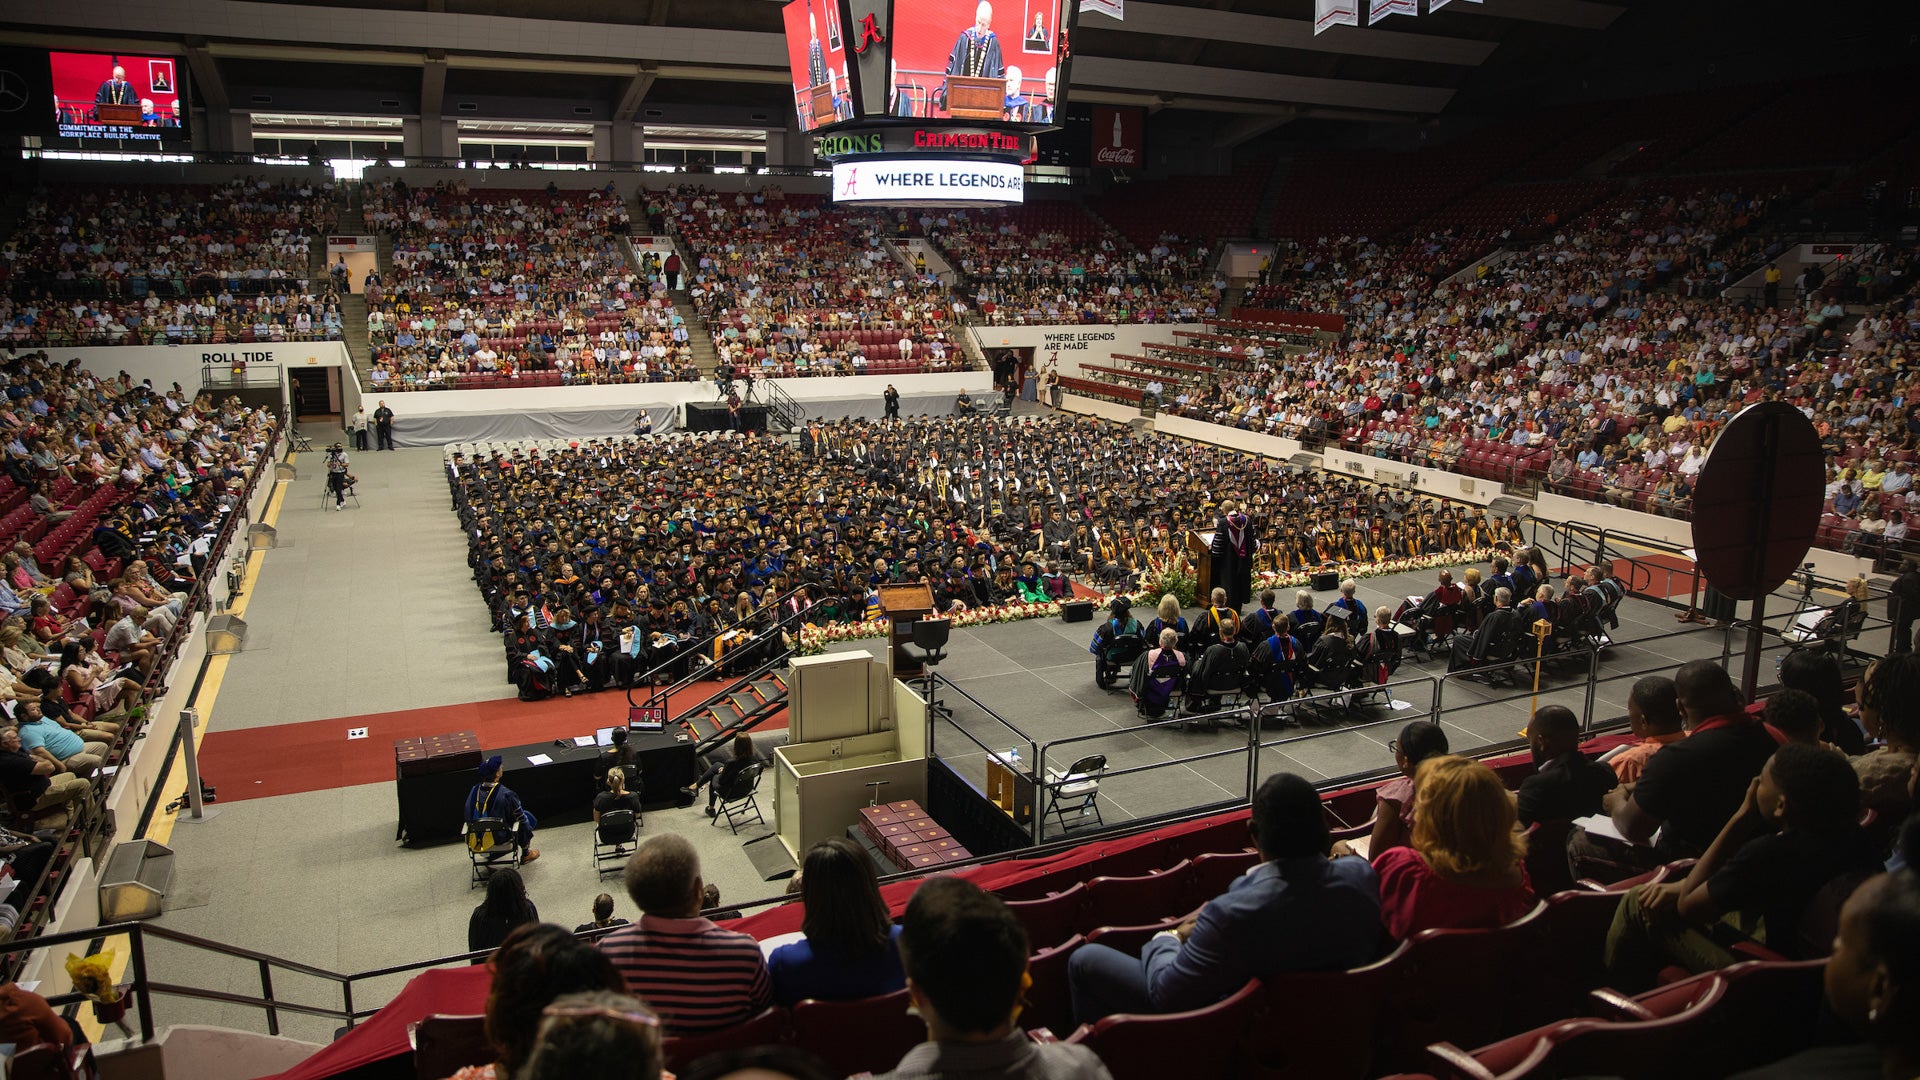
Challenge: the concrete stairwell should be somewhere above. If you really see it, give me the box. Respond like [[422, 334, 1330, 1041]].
[[341, 294, 371, 380], [1217, 285, 1245, 320], [616, 233, 719, 377], [675, 289, 722, 375]]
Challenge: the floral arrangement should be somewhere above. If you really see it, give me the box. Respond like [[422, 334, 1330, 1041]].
[[1251, 549, 1495, 594], [1140, 552, 1200, 609], [791, 548, 1494, 656], [795, 590, 1152, 656]]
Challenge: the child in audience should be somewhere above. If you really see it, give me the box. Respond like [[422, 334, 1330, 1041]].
[[1603, 744, 1884, 990], [1730, 822, 1919, 1079], [516, 990, 661, 1080]]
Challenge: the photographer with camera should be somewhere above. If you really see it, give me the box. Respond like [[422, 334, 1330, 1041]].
[[325, 442, 354, 510]]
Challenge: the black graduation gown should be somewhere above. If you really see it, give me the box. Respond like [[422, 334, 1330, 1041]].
[[1208, 516, 1257, 608]]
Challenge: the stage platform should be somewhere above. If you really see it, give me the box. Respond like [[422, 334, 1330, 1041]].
[[379, 371, 993, 445], [823, 558, 1861, 843]]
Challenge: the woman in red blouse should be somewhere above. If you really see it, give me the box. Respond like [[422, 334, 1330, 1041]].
[[1375, 755, 1536, 940]]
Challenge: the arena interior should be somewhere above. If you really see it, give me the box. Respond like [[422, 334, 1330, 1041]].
[[0, 1, 1918, 1078]]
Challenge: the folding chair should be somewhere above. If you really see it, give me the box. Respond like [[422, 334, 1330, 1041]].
[[593, 808, 639, 876], [465, 817, 521, 886], [712, 761, 766, 834], [1045, 754, 1107, 833]]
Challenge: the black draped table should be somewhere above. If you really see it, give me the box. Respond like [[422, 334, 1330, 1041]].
[[396, 724, 701, 847]]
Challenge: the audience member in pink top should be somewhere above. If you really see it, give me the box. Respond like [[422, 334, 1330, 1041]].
[[1366, 720, 1451, 861], [1371, 755, 1536, 939]]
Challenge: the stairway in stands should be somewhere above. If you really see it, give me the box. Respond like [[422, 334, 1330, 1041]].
[[673, 285, 723, 376], [341, 294, 370, 376]]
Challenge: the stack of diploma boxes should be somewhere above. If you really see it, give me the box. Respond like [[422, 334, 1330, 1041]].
[[857, 800, 971, 871]]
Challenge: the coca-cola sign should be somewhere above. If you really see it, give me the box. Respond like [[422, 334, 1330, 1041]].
[[1091, 105, 1144, 170]]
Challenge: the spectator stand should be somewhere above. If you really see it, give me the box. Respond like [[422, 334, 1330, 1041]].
[[3, 179, 345, 348], [0, 374, 288, 986]]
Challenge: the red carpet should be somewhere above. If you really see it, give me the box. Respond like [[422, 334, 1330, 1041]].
[[198, 681, 783, 804]]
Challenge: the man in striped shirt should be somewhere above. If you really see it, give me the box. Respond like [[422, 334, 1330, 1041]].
[[597, 834, 771, 1036]]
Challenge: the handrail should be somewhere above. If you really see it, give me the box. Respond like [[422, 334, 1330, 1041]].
[[689, 650, 800, 755], [642, 596, 821, 725], [924, 672, 1038, 781], [622, 584, 812, 712]]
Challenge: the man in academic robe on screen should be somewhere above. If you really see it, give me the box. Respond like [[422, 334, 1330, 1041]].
[[941, 0, 1006, 110]]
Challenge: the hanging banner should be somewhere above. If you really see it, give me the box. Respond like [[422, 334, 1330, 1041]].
[[1314, 0, 1360, 34], [1082, 0, 1123, 18], [1369, 0, 1418, 21]]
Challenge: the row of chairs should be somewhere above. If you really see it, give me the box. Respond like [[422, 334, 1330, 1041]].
[[1027, 876, 1668, 1080], [1393, 958, 1827, 1080]]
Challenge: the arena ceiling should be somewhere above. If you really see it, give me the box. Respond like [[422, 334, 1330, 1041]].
[[0, 0, 1910, 148]]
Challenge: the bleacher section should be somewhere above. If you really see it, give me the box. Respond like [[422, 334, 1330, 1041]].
[[359, 181, 695, 389], [0, 351, 282, 966], [925, 202, 1219, 325], [1085, 161, 1273, 248], [0, 179, 342, 346], [660, 186, 964, 378]]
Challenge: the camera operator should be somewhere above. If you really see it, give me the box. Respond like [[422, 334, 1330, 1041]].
[[325, 442, 353, 510], [716, 361, 736, 399]]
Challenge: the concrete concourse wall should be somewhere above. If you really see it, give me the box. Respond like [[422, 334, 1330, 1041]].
[[34, 342, 349, 396], [966, 323, 1206, 379], [1060, 394, 1505, 506]]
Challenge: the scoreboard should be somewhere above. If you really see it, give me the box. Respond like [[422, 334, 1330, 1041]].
[[784, 0, 1082, 206]]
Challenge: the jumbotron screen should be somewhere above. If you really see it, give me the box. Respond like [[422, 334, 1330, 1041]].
[[784, 0, 1076, 131], [891, 0, 1073, 124], [49, 50, 190, 143], [782, 0, 853, 133]]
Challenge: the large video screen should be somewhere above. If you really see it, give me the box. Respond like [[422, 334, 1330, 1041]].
[[48, 50, 190, 142], [782, 0, 854, 132], [889, 0, 1074, 124], [890, 0, 1075, 122]]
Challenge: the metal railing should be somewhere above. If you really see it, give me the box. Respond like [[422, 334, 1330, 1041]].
[[622, 585, 813, 716], [937, 599, 1863, 852]]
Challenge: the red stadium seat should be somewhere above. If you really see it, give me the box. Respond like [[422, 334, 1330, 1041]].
[[1064, 979, 1262, 1080], [788, 990, 924, 1077]]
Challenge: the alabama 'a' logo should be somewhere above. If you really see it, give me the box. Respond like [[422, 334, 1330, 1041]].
[[855, 13, 886, 53]]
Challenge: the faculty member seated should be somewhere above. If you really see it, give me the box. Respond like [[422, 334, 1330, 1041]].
[[1066, 772, 1381, 1024]]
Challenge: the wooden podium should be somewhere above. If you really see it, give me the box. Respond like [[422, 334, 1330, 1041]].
[[944, 75, 1004, 120], [879, 582, 935, 680], [985, 751, 1036, 824], [808, 84, 838, 127], [95, 103, 145, 125], [1186, 530, 1216, 602]]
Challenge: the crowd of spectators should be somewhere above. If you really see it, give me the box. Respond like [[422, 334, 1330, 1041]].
[[922, 207, 1222, 325], [660, 185, 962, 378], [0, 349, 278, 944], [0, 178, 343, 347], [362, 179, 701, 390], [443, 646, 1918, 1080], [1124, 181, 1920, 546]]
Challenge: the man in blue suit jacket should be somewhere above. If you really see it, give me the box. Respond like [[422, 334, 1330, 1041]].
[[1067, 772, 1381, 1023]]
